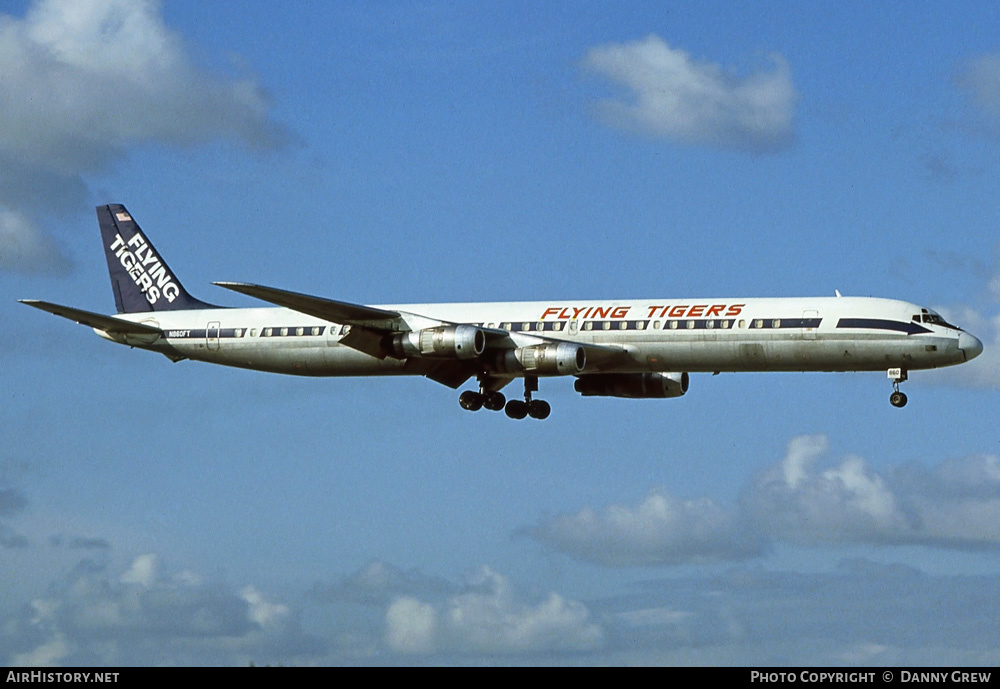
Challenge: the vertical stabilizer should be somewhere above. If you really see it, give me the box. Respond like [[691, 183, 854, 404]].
[[98, 204, 216, 313]]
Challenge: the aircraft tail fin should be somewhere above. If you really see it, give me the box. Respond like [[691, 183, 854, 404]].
[[98, 204, 217, 313]]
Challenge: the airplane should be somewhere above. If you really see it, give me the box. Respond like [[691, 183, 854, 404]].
[[20, 204, 983, 419]]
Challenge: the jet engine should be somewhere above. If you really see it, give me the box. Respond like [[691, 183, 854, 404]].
[[574, 372, 689, 398], [494, 342, 586, 375], [392, 325, 485, 360]]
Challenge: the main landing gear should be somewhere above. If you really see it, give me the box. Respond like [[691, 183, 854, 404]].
[[459, 388, 506, 412], [888, 368, 908, 408], [459, 376, 551, 420], [503, 376, 550, 420]]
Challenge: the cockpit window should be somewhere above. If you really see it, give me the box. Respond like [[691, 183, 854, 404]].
[[914, 312, 960, 329], [922, 313, 959, 329]]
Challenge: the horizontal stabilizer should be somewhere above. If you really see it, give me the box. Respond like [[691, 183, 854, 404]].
[[214, 282, 402, 328], [19, 300, 162, 335]]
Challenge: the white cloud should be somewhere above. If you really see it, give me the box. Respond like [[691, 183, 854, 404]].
[[4, 555, 601, 663], [119, 553, 157, 587], [0, 209, 72, 274], [526, 490, 764, 566], [931, 304, 1000, 388], [779, 433, 828, 488], [745, 435, 911, 545], [2, 554, 317, 666], [309, 558, 453, 605], [0, 484, 30, 549], [917, 250, 1000, 389], [582, 35, 796, 152], [241, 586, 290, 628], [615, 606, 691, 628], [746, 439, 1000, 548], [385, 597, 437, 654], [750, 440, 1000, 548], [0, 0, 288, 273], [528, 436, 1000, 566], [11, 634, 72, 668], [444, 566, 602, 654], [592, 561, 1000, 665], [955, 52, 1000, 132], [382, 566, 603, 656]]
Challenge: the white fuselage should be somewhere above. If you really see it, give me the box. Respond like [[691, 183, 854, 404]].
[[100, 296, 979, 378]]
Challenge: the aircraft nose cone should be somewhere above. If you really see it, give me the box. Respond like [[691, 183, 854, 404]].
[[959, 331, 984, 361]]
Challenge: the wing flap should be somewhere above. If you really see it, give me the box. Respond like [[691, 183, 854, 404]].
[[19, 300, 162, 335], [339, 325, 393, 360], [422, 361, 476, 389]]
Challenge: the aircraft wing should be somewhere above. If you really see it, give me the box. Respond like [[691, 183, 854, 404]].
[[215, 281, 413, 360], [214, 282, 403, 328], [213, 281, 629, 374], [217, 285, 478, 385], [19, 300, 162, 335]]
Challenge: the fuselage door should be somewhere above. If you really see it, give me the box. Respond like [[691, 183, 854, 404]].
[[207, 321, 220, 350], [802, 310, 819, 340]]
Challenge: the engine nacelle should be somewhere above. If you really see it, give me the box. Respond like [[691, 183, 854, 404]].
[[574, 372, 689, 398], [393, 325, 485, 360], [496, 342, 586, 375]]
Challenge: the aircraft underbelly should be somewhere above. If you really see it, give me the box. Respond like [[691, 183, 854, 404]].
[[167, 340, 407, 376], [628, 334, 961, 373]]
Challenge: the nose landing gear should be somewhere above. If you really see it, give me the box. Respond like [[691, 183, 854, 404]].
[[888, 368, 908, 408]]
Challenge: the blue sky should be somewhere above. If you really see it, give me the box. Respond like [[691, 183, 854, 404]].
[[2, 0, 999, 666]]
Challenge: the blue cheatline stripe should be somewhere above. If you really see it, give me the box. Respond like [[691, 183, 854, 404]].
[[836, 318, 931, 335], [747, 318, 822, 330], [162, 326, 328, 339]]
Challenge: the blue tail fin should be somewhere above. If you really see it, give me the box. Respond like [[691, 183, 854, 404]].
[[98, 204, 217, 313]]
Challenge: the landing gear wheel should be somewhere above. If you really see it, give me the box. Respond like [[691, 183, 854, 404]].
[[459, 390, 484, 411], [888, 368, 909, 409], [504, 400, 528, 419], [505, 376, 551, 420], [484, 392, 506, 411], [528, 400, 551, 420]]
